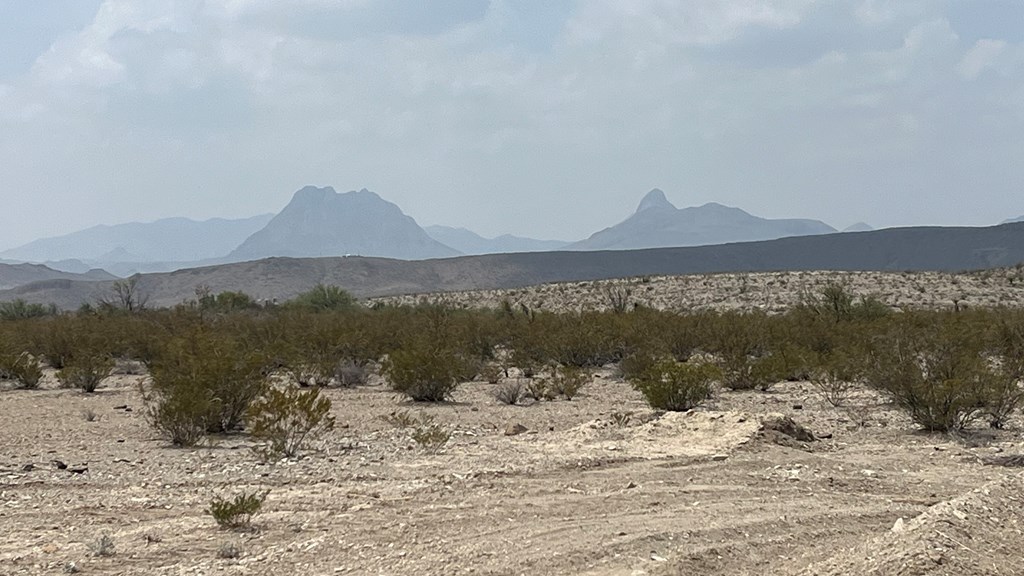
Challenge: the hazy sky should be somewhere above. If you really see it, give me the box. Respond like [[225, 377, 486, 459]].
[[1, 1, 1023, 248]]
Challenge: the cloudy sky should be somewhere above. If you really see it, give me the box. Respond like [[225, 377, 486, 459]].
[[1, 0, 1023, 248]]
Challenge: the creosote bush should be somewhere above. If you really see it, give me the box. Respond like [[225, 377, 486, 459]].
[[58, 353, 114, 393], [0, 350, 43, 389], [207, 490, 268, 530], [246, 385, 335, 460], [383, 340, 472, 402], [631, 359, 721, 412], [144, 328, 269, 445]]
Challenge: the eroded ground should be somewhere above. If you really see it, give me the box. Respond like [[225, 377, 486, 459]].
[[2, 370, 1022, 576]]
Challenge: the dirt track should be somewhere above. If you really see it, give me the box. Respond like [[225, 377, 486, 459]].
[[2, 370, 1022, 576]]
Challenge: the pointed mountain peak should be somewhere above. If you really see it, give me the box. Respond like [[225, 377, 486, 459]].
[[635, 188, 676, 214]]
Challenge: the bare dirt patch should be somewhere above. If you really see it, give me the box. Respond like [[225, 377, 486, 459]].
[[2, 373, 1022, 575]]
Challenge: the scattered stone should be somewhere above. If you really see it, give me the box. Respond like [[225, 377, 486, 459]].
[[113, 405, 129, 410], [69, 466, 88, 474], [891, 517, 905, 533], [504, 423, 528, 436], [21, 463, 34, 472], [792, 404, 803, 410], [52, 460, 67, 470], [625, 481, 638, 489], [650, 551, 668, 562], [710, 454, 728, 462]]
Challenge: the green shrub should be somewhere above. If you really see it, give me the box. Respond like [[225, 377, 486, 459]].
[[0, 299, 58, 321], [864, 319, 994, 432], [58, 354, 113, 393], [287, 284, 357, 312], [383, 341, 471, 402], [207, 490, 268, 530], [410, 419, 451, 453], [0, 350, 43, 389], [145, 329, 269, 440], [246, 386, 335, 460], [547, 365, 588, 400], [809, 350, 862, 407], [631, 360, 720, 411]]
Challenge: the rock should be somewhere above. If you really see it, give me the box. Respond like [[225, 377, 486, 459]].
[[68, 466, 88, 475], [792, 404, 803, 410], [710, 454, 728, 462], [650, 551, 668, 562], [21, 463, 35, 472], [761, 415, 816, 442], [891, 517, 905, 533], [52, 460, 67, 470], [504, 423, 528, 436]]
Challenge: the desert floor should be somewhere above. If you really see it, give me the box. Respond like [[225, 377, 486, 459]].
[[1, 368, 1022, 576]]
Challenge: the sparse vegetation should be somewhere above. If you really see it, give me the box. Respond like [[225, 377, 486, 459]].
[[630, 359, 720, 412], [493, 379, 525, 405], [207, 490, 268, 530], [87, 533, 116, 557], [246, 385, 336, 460]]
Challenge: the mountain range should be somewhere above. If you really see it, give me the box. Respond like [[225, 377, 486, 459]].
[[424, 226, 568, 255], [569, 189, 836, 250], [0, 214, 274, 276], [3, 185, 1018, 282], [4, 221, 1024, 310]]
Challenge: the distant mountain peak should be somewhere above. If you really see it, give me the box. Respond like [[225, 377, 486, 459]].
[[844, 222, 874, 232], [229, 186, 458, 261], [635, 188, 676, 214]]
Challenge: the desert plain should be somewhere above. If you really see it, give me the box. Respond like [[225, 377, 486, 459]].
[[2, 270, 1023, 576]]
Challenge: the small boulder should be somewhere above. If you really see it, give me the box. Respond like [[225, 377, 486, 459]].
[[504, 423, 528, 436]]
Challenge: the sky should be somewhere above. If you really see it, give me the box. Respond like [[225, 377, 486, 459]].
[[1, 0, 1023, 249]]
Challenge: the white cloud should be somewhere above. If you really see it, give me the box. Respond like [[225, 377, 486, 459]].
[[958, 38, 1008, 79], [0, 0, 1023, 248]]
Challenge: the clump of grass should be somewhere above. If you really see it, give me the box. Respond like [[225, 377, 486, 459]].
[[411, 423, 451, 453], [380, 409, 418, 429], [207, 490, 269, 530], [493, 380, 525, 405], [88, 533, 116, 557]]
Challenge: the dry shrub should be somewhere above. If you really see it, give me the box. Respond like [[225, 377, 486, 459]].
[[246, 385, 335, 460]]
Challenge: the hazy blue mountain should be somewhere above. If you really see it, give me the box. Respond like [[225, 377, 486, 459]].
[[0, 214, 274, 264], [843, 222, 874, 232], [0, 262, 115, 291], [569, 189, 836, 251], [1003, 216, 1024, 224], [229, 186, 459, 261], [424, 225, 569, 255], [10, 221, 1024, 310]]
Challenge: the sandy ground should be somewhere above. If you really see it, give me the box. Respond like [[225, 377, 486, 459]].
[[2, 368, 1022, 576]]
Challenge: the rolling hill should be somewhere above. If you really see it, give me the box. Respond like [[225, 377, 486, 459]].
[[0, 214, 274, 265]]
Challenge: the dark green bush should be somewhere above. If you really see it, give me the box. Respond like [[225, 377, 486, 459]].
[[630, 359, 720, 411], [286, 284, 357, 312], [383, 340, 472, 402], [145, 328, 269, 440]]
